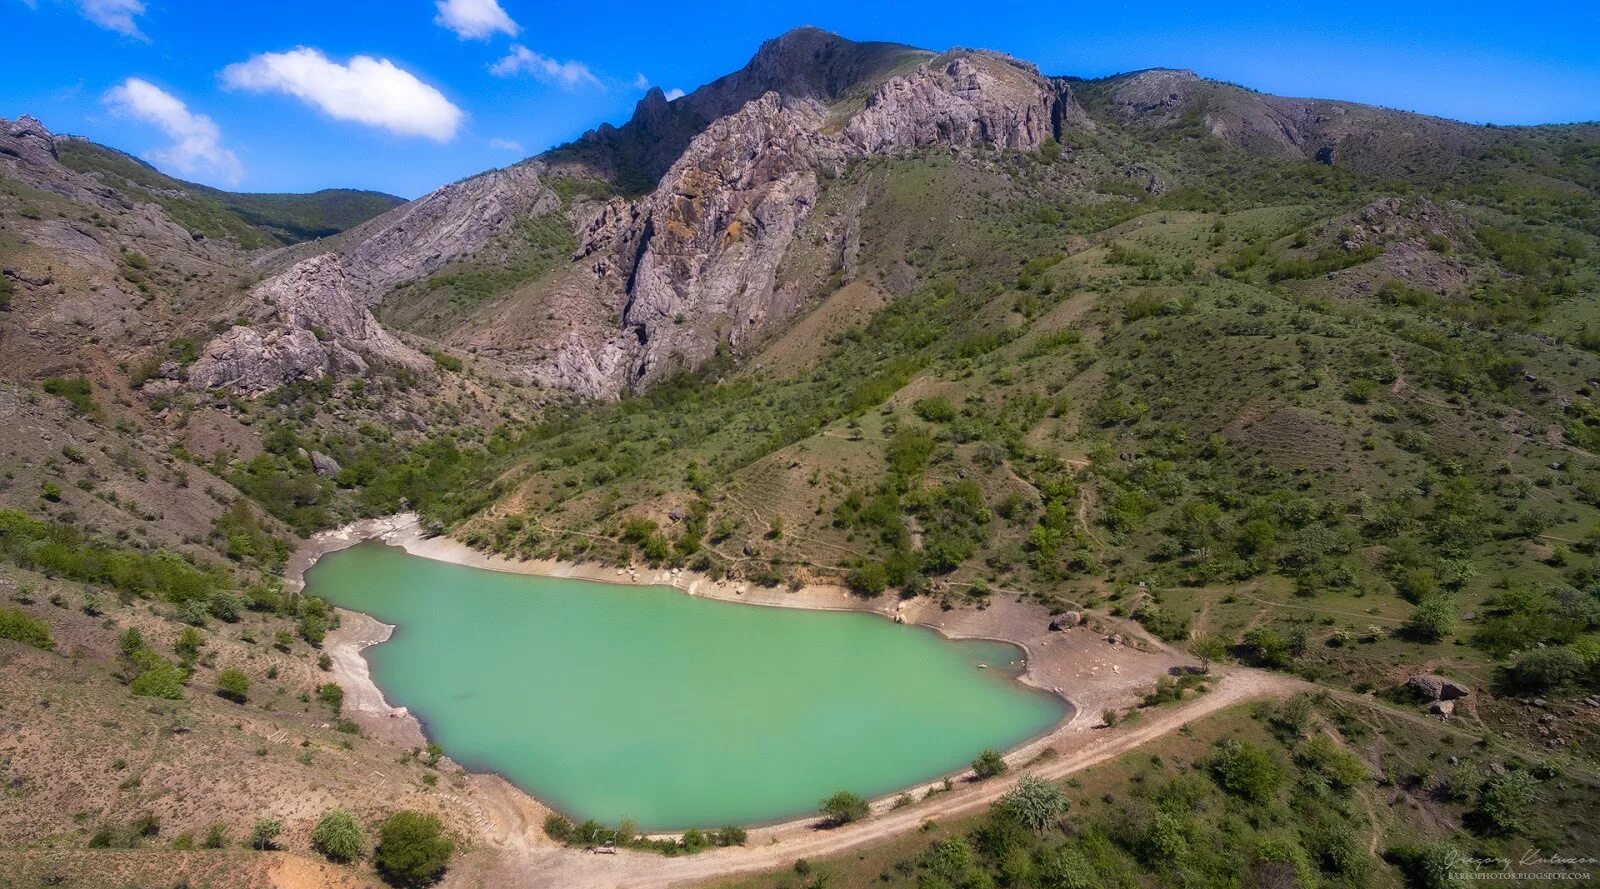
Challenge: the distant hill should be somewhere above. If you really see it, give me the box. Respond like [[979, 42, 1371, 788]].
[[52, 137, 404, 248]]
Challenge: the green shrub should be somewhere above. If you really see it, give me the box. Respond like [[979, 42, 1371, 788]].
[[913, 397, 956, 422], [1405, 596, 1456, 642], [542, 813, 574, 842], [1000, 774, 1067, 831], [129, 652, 186, 700], [317, 682, 346, 713], [42, 376, 98, 416], [248, 819, 282, 851], [0, 606, 53, 650], [311, 808, 365, 863], [972, 748, 1008, 780], [1473, 770, 1540, 835], [216, 668, 251, 703], [819, 790, 870, 826], [1209, 739, 1283, 803], [374, 811, 453, 887]]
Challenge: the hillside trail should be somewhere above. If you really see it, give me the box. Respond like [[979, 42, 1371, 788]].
[[449, 668, 1302, 889]]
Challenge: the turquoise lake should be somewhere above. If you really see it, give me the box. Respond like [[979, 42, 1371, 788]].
[[305, 542, 1067, 829]]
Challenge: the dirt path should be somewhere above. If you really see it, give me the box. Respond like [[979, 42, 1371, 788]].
[[448, 669, 1302, 889]]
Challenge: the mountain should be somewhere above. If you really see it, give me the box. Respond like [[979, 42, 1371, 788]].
[[2, 25, 1600, 886], [141, 26, 1593, 402]]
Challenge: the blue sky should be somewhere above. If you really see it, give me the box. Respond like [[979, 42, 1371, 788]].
[[5, 0, 1599, 198]]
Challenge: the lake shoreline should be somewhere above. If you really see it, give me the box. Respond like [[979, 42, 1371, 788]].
[[298, 512, 1192, 838]]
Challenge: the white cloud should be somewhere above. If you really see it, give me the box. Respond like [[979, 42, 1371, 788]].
[[489, 45, 599, 89], [488, 137, 524, 152], [664, 88, 685, 101], [632, 73, 649, 90], [103, 77, 242, 185], [222, 48, 464, 142], [434, 0, 518, 40], [79, 0, 147, 39]]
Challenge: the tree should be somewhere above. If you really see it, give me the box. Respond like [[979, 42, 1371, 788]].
[[819, 791, 869, 826], [248, 819, 282, 851], [1502, 645, 1586, 694], [972, 749, 1008, 780], [1406, 596, 1456, 642], [1000, 774, 1068, 832], [1190, 634, 1229, 672], [216, 668, 251, 703], [1241, 626, 1293, 668], [846, 561, 888, 597], [1209, 739, 1283, 803], [312, 808, 365, 863], [374, 811, 453, 887]]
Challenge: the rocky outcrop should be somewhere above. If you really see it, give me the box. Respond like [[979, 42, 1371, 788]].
[[339, 164, 559, 299], [553, 46, 1091, 394], [846, 52, 1079, 153], [0, 116, 60, 168], [201, 164, 561, 394], [555, 27, 933, 186], [617, 93, 838, 383], [1408, 674, 1471, 701], [189, 255, 430, 394]]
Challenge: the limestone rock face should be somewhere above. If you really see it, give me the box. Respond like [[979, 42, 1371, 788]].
[[845, 53, 1078, 154], [187, 327, 345, 394], [557, 49, 1090, 393], [2, 116, 60, 168], [189, 255, 429, 394], [619, 93, 837, 385]]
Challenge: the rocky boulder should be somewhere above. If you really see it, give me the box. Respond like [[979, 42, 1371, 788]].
[[1049, 611, 1082, 631], [310, 451, 342, 477], [1408, 674, 1471, 701]]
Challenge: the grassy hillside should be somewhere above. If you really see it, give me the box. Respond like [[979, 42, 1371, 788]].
[[712, 693, 1600, 889], [194, 186, 405, 244], [407, 117, 1600, 749]]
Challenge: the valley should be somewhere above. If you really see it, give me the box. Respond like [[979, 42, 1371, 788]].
[[2, 22, 1599, 889]]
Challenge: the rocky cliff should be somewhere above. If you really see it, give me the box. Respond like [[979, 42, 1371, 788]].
[[188, 254, 431, 394], [530, 47, 1090, 395]]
